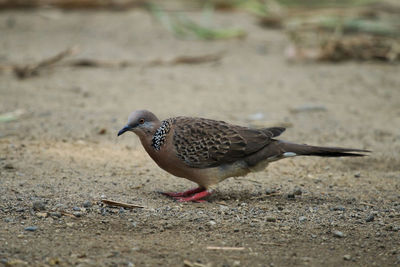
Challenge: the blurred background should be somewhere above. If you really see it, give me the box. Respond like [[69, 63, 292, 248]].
[[1, 0, 400, 266]]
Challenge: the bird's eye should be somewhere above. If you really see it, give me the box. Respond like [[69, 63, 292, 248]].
[[139, 118, 145, 124]]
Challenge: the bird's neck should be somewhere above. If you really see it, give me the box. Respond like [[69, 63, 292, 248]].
[[136, 121, 162, 152]]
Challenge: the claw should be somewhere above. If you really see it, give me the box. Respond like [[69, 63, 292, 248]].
[[175, 190, 212, 202], [159, 187, 205, 198]]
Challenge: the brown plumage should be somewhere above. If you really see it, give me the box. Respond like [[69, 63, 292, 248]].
[[118, 110, 369, 202]]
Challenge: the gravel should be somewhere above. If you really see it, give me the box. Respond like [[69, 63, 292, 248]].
[[332, 230, 345, 238], [366, 214, 375, 222], [32, 200, 46, 211], [24, 226, 38, 232]]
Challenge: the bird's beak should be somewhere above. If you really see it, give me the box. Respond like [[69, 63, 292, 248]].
[[117, 125, 132, 136]]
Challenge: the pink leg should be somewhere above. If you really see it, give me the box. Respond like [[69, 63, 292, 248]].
[[160, 187, 205, 198], [175, 190, 212, 202]]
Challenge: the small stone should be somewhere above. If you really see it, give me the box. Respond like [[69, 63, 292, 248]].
[[54, 203, 66, 210], [4, 217, 13, 223], [83, 201, 92, 208], [266, 217, 277, 222], [208, 220, 217, 226], [343, 254, 351, 261], [73, 212, 81, 217], [66, 222, 74, 227], [233, 260, 241, 266], [287, 194, 295, 199], [98, 128, 107, 135], [293, 187, 302, 195], [100, 207, 107, 216], [24, 226, 38, 232], [330, 206, 346, 211], [234, 229, 239, 232], [72, 206, 81, 211], [354, 172, 361, 178], [32, 200, 46, 211], [49, 212, 62, 218], [332, 230, 345, 238], [366, 214, 375, 222], [265, 188, 277, 195], [299, 216, 307, 222], [36, 212, 48, 218], [3, 163, 15, 169]]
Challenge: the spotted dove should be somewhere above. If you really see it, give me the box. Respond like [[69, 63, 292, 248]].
[[118, 110, 369, 202]]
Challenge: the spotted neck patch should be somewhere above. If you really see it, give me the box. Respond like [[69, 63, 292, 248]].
[[151, 120, 172, 151]]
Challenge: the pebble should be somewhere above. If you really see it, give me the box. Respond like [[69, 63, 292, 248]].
[[54, 203, 66, 210], [299, 216, 307, 222], [32, 200, 46, 211], [24, 226, 38, 232], [100, 208, 107, 216], [49, 212, 62, 218], [83, 201, 92, 208], [72, 206, 81, 211], [266, 217, 277, 222], [36, 212, 47, 218], [16, 207, 25, 212], [365, 214, 375, 222], [332, 230, 345, 238], [343, 254, 351, 261], [287, 194, 295, 199], [73, 212, 82, 217], [265, 188, 277, 195], [330, 206, 346, 211], [354, 172, 361, 178], [4, 163, 15, 169], [293, 187, 302, 196], [208, 220, 216, 226]]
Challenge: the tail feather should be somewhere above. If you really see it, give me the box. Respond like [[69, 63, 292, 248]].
[[279, 141, 370, 157]]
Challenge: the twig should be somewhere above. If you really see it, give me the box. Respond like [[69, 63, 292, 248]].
[[183, 260, 210, 267], [145, 52, 223, 66], [206, 246, 245, 251], [13, 47, 78, 79], [101, 199, 146, 209], [61, 211, 79, 218], [67, 59, 133, 68], [0, 49, 223, 79], [67, 52, 222, 68], [359, 202, 376, 207]]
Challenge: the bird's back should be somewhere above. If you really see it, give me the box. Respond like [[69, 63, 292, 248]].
[[170, 116, 285, 169]]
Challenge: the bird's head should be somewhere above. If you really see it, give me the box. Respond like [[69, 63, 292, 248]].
[[118, 110, 160, 137]]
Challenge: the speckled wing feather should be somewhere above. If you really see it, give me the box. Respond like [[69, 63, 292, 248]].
[[172, 117, 285, 168]]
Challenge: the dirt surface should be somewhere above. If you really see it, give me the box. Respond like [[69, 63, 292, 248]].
[[1, 8, 400, 267]]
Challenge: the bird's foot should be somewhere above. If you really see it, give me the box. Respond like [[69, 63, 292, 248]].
[[160, 187, 205, 198], [174, 190, 212, 202]]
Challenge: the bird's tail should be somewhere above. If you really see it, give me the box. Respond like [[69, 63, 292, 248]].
[[278, 141, 370, 157]]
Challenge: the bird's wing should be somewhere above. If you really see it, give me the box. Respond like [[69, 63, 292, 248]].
[[172, 117, 285, 168]]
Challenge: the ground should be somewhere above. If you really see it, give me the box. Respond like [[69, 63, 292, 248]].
[[1, 8, 400, 267]]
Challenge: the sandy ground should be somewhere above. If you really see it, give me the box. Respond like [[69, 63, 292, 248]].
[[1, 8, 400, 267]]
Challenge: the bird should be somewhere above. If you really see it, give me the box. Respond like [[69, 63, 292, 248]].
[[118, 110, 369, 202]]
